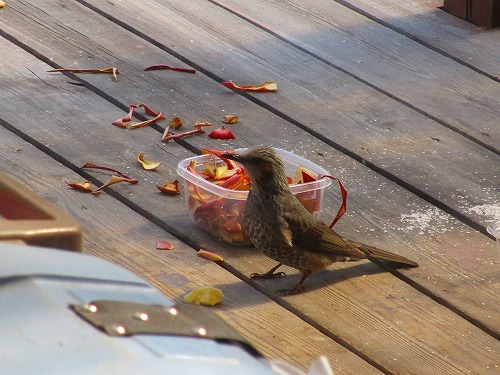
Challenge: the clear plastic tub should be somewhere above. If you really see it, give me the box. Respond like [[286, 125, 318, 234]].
[[177, 148, 331, 245]]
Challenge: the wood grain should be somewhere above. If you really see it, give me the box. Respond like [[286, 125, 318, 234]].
[[2, 0, 498, 231], [5, 0, 494, 337], [209, 0, 500, 144], [339, 0, 500, 78], [1, 13, 499, 332], [0, 32, 499, 373], [0, 127, 382, 374]]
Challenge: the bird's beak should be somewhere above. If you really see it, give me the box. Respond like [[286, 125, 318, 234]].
[[221, 152, 240, 161]]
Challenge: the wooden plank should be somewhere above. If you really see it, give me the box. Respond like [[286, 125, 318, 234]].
[[2, 0, 499, 328], [3, 0, 500, 326], [0, 98, 382, 375], [334, 0, 500, 76], [154, 0, 500, 152], [0, 32, 499, 374], [164, 0, 500, 149], [3, 0, 499, 234]]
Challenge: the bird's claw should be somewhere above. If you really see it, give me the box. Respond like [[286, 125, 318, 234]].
[[250, 271, 286, 280]]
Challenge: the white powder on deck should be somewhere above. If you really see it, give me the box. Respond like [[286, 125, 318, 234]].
[[392, 204, 500, 236], [397, 207, 451, 235], [466, 204, 500, 222]]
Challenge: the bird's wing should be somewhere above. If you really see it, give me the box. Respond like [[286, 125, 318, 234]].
[[279, 225, 294, 247], [280, 194, 365, 259]]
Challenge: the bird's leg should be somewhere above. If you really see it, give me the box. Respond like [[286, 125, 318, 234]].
[[275, 271, 311, 295], [250, 263, 286, 280]]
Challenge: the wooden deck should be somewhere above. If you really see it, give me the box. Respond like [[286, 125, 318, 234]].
[[1, 0, 499, 373]]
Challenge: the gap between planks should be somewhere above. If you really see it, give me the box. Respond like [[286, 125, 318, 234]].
[[0, 35, 497, 348], [1, 0, 498, 326], [204, 0, 499, 155], [0, 33, 498, 374], [326, 0, 499, 82], [0, 129, 383, 374], [4, 0, 493, 241]]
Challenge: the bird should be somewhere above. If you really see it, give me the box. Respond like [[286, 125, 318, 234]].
[[222, 146, 418, 295]]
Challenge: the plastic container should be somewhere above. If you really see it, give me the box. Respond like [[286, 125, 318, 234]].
[[177, 148, 331, 245]]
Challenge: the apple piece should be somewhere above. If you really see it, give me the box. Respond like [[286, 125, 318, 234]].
[[292, 166, 317, 184]]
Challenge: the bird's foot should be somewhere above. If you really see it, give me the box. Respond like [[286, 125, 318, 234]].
[[250, 271, 286, 280], [275, 285, 306, 296]]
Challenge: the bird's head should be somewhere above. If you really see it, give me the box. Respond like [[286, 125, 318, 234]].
[[222, 146, 288, 190]]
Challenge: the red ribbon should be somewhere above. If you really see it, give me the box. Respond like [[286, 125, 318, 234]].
[[318, 174, 348, 228]]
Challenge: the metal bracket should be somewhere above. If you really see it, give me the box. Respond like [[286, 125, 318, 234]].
[[70, 300, 254, 350]]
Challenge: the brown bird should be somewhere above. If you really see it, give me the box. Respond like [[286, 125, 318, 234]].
[[222, 146, 418, 295]]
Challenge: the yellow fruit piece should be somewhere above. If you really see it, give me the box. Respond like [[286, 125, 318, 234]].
[[182, 286, 224, 306], [137, 152, 161, 170], [214, 165, 228, 179], [292, 166, 316, 184], [0, 1, 4, 8], [222, 114, 238, 124], [197, 249, 224, 262]]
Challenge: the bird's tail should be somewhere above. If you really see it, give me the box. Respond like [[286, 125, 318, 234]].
[[348, 241, 418, 267]]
